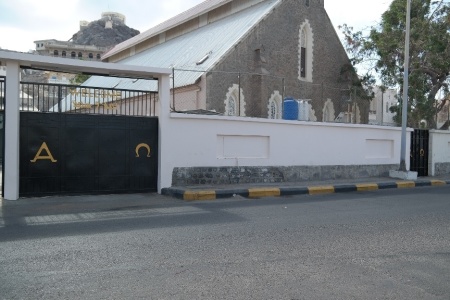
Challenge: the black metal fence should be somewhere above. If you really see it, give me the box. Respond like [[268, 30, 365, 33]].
[[2, 78, 158, 117]]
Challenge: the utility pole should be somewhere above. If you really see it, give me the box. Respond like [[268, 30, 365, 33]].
[[399, 0, 411, 172], [380, 86, 386, 126]]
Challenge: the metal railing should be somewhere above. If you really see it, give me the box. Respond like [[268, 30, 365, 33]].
[[171, 68, 367, 123], [1, 79, 158, 117]]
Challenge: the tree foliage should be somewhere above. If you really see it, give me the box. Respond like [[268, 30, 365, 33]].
[[340, 0, 450, 128], [70, 74, 91, 85]]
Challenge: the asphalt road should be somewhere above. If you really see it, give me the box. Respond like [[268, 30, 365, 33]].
[[1, 186, 449, 299]]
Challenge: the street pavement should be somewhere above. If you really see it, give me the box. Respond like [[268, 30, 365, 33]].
[[2, 173, 449, 230], [1, 185, 449, 299], [1, 173, 450, 205]]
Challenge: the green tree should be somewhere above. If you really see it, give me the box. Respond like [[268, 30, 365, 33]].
[[340, 0, 450, 128], [70, 74, 91, 85]]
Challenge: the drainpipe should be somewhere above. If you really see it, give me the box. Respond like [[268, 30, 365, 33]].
[[381, 90, 384, 125], [238, 72, 241, 116], [172, 67, 175, 111], [281, 77, 285, 118]]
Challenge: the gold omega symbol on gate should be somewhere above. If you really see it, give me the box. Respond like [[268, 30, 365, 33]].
[[135, 143, 151, 158], [420, 149, 425, 157]]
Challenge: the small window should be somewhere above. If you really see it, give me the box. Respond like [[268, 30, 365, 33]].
[[71, 51, 76, 58], [96, 53, 101, 60], [62, 51, 66, 57], [78, 52, 82, 58], [88, 53, 93, 59], [53, 50, 59, 56]]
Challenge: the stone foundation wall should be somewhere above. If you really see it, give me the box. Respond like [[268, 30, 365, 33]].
[[434, 163, 450, 176], [172, 165, 398, 186]]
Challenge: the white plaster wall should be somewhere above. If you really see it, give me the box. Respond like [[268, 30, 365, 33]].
[[429, 130, 450, 176], [159, 113, 412, 189], [173, 89, 199, 111]]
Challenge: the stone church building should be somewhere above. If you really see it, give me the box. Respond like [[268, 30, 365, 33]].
[[80, 0, 367, 122]]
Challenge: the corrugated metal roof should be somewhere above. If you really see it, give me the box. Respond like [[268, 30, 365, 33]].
[[56, 0, 280, 112], [103, 0, 232, 59], [83, 0, 279, 90]]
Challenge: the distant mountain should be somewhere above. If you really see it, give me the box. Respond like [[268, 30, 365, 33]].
[[71, 18, 139, 48]]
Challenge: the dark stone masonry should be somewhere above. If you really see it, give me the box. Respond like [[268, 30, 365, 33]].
[[172, 165, 398, 186]]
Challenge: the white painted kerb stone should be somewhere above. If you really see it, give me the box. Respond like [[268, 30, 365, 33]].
[[389, 170, 418, 180]]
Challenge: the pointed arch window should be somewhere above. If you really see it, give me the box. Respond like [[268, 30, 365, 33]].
[[224, 84, 246, 116], [298, 20, 313, 82], [300, 27, 307, 78], [267, 91, 282, 119], [322, 99, 335, 122]]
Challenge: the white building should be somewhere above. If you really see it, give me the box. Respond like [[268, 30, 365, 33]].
[[369, 87, 399, 126]]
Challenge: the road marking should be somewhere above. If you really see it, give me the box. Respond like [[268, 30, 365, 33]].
[[24, 207, 205, 225]]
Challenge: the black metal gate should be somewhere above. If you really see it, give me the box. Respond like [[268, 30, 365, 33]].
[[20, 112, 158, 197], [4, 78, 161, 197], [410, 129, 429, 177]]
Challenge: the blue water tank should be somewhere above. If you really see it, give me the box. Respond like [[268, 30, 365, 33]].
[[283, 97, 299, 120]]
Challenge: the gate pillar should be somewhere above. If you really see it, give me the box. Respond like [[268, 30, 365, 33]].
[[157, 74, 171, 193], [4, 61, 20, 200]]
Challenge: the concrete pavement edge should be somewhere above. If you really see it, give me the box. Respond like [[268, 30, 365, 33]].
[[161, 179, 450, 201]]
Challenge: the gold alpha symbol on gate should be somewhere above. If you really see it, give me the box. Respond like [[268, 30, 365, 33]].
[[135, 143, 151, 158], [30, 142, 58, 163]]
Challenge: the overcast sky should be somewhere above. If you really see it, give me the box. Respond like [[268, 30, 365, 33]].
[[0, 0, 392, 53]]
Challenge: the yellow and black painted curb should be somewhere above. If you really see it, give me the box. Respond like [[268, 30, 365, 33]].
[[161, 179, 450, 201]]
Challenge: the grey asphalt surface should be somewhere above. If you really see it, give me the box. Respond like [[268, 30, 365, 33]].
[[1, 185, 450, 299]]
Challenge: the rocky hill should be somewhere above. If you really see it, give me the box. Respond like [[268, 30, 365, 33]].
[[71, 18, 139, 48]]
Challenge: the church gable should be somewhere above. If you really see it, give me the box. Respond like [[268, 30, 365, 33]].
[[83, 0, 365, 122], [205, 0, 358, 120]]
